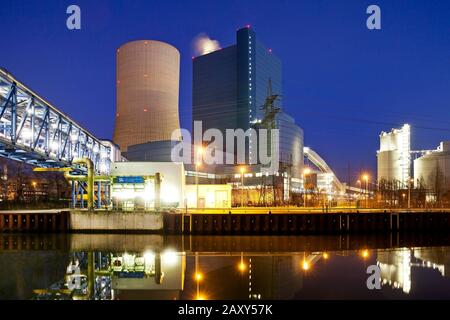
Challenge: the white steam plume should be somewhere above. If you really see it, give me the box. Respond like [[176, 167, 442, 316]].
[[193, 33, 221, 56]]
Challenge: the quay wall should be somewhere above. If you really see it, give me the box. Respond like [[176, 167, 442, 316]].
[[163, 211, 450, 234], [69, 210, 163, 232]]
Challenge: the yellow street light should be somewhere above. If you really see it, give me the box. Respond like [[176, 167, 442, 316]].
[[323, 252, 329, 260]]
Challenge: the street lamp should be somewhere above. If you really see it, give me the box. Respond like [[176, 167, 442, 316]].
[[240, 166, 246, 207], [362, 174, 369, 208], [303, 168, 311, 208]]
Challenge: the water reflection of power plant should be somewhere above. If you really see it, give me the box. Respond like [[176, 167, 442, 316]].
[[377, 247, 449, 294], [20, 234, 450, 300], [34, 250, 186, 300]]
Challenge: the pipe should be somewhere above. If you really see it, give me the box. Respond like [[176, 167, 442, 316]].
[[53, 158, 94, 210]]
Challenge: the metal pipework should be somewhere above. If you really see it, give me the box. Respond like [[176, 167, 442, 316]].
[[34, 158, 100, 210], [71, 158, 94, 210]]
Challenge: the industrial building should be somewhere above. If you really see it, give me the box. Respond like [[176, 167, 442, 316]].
[[377, 124, 411, 186], [110, 29, 347, 207], [414, 141, 450, 196], [109, 162, 232, 210], [113, 40, 181, 152], [192, 26, 304, 177]]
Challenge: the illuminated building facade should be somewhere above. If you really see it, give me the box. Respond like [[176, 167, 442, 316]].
[[114, 40, 181, 152], [192, 27, 303, 178], [110, 162, 185, 210], [414, 141, 450, 194], [377, 124, 411, 185]]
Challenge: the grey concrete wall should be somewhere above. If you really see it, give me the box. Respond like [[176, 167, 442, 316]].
[[69, 234, 165, 252], [69, 211, 163, 232]]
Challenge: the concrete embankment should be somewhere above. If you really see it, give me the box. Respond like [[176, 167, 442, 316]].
[[69, 210, 163, 232]]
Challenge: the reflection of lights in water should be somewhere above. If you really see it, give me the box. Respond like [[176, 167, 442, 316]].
[[162, 250, 177, 265], [361, 250, 369, 259], [302, 260, 310, 271], [144, 251, 155, 263], [195, 272, 203, 281], [378, 248, 411, 294], [196, 293, 206, 300]]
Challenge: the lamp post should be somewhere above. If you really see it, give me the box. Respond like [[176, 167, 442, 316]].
[[362, 174, 369, 208], [303, 168, 311, 208], [240, 166, 246, 207]]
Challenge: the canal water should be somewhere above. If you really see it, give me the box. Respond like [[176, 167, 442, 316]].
[[0, 234, 449, 300]]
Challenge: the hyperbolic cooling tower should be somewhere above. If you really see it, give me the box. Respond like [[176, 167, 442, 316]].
[[114, 40, 181, 152]]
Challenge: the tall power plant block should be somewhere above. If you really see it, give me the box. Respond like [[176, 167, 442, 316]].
[[377, 124, 411, 185], [114, 40, 181, 152], [192, 27, 303, 177]]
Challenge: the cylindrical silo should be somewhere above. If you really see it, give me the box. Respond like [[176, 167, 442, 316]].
[[114, 40, 181, 152]]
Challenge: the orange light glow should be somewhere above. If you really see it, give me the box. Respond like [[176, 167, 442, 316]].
[[361, 250, 369, 259], [302, 260, 310, 270], [195, 272, 203, 281]]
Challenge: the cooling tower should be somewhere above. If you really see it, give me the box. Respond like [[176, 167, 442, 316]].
[[114, 40, 181, 152]]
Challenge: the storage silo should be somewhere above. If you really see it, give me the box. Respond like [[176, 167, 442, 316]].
[[114, 40, 181, 152], [414, 141, 450, 193]]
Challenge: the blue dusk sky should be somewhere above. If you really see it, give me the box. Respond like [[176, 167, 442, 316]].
[[1, 0, 450, 182]]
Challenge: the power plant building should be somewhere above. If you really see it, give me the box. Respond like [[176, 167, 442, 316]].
[[114, 40, 181, 152], [414, 141, 450, 195], [377, 124, 411, 185], [192, 27, 303, 178]]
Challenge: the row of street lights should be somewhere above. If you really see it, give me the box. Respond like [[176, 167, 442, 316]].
[[357, 174, 415, 209], [194, 149, 413, 210]]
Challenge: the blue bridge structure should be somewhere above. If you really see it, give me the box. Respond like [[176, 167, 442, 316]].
[[0, 68, 112, 208]]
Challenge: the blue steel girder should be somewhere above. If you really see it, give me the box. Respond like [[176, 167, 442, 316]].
[[0, 68, 111, 173]]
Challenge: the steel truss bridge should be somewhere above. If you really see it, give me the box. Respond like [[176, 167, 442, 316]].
[[0, 68, 110, 173], [0, 68, 111, 208]]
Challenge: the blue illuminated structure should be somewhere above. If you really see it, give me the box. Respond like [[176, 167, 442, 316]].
[[0, 68, 110, 174]]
